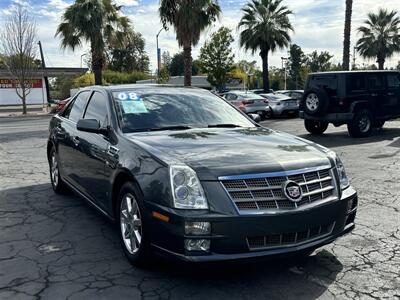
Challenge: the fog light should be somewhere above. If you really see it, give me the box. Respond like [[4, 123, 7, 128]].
[[346, 198, 354, 213], [184, 239, 210, 252], [185, 221, 211, 235]]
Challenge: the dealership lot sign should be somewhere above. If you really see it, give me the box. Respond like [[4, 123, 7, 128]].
[[0, 79, 43, 89]]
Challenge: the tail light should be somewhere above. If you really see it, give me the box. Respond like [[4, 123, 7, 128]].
[[240, 100, 255, 105], [264, 99, 269, 104]]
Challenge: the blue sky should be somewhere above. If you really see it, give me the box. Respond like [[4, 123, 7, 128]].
[[1, 0, 399, 71]]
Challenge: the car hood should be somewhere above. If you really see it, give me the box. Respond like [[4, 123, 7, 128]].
[[125, 127, 332, 181]]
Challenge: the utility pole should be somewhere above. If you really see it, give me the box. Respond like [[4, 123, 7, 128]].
[[352, 47, 356, 70], [281, 57, 288, 90], [156, 28, 164, 82], [38, 41, 51, 107]]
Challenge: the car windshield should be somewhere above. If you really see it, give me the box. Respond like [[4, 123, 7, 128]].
[[112, 89, 256, 133]]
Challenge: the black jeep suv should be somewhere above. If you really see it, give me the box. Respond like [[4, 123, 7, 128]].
[[300, 71, 400, 137]]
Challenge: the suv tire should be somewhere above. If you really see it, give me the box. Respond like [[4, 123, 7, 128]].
[[347, 109, 374, 138], [302, 88, 329, 116], [117, 182, 152, 267], [304, 119, 329, 134]]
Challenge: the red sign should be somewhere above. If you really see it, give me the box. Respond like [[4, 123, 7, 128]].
[[0, 79, 43, 89]]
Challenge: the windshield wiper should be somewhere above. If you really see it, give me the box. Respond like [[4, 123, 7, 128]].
[[147, 125, 193, 132], [208, 124, 243, 128]]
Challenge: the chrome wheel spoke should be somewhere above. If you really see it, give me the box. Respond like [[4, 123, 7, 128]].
[[120, 193, 142, 255]]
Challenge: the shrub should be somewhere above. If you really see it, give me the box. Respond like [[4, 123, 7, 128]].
[[72, 71, 152, 88]]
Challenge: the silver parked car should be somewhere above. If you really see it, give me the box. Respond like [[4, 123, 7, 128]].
[[221, 91, 272, 119], [275, 90, 304, 100], [260, 93, 299, 117]]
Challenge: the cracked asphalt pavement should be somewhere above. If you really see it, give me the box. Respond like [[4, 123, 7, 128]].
[[0, 115, 399, 299]]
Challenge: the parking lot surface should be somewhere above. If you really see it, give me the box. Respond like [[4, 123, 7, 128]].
[[0, 115, 399, 299]]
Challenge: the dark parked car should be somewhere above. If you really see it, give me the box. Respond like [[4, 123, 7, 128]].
[[221, 91, 272, 119], [250, 88, 275, 94], [55, 98, 71, 112], [300, 71, 400, 137], [48, 85, 357, 265]]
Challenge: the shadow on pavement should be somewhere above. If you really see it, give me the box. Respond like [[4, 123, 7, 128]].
[[299, 127, 400, 149], [0, 182, 344, 299]]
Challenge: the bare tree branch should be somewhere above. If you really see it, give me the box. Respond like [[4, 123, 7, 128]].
[[0, 4, 38, 114]]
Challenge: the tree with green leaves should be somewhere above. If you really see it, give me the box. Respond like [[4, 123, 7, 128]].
[[288, 44, 304, 89], [342, 0, 353, 70], [56, 0, 131, 85], [305, 51, 334, 72], [199, 27, 235, 91], [238, 0, 293, 92], [169, 52, 199, 76], [159, 0, 221, 86], [108, 31, 150, 73], [356, 9, 400, 70]]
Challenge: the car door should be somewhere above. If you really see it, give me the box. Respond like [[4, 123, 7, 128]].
[[385, 72, 400, 116], [74, 91, 111, 208], [57, 91, 91, 187], [367, 73, 387, 117]]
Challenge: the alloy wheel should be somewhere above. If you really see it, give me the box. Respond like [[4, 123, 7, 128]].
[[305, 93, 319, 112], [358, 115, 371, 133], [51, 152, 59, 187], [120, 194, 142, 255]]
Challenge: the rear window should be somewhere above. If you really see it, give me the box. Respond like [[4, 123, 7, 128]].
[[307, 75, 338, 91]]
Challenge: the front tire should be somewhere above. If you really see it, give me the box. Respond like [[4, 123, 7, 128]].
[[304, 119, 329, 134], [49, 148, 69, 194], [118, 182, 151, 267], [347, 109, 373, 138]]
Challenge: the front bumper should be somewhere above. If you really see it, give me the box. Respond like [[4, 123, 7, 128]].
[[147, 186, 357, 262]]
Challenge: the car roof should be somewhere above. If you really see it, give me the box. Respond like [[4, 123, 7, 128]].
[[78, 84, 208, 94]]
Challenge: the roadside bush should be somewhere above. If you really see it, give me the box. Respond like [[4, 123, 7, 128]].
[[73, 70, 152, 88]]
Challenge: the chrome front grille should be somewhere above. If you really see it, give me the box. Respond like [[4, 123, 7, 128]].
[[247, 222, 336, 250], [220, 167, 337, 213]]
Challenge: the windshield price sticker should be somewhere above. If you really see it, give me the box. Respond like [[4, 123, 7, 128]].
[[117, 92, 139, 101]]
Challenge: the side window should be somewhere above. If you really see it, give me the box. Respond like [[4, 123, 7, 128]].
[[62, 99, 74, 119], [368, 74, 384, 90], [83, 92, 108, 127], [348, 74, 366, 92], [228, 94, 238, 101], [68, 91, 90, 123], [387, 74, 400, 88]]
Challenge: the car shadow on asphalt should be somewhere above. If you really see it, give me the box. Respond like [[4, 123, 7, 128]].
[[0, 182, 344, 300], [299, 127, 400, 149]]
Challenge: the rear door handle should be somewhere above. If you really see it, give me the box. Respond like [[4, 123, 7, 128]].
[[371, 93, 378, 97], [387, 92, 395, 96], [72, 136, 80, 146]]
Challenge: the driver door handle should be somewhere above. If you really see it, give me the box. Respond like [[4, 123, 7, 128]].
[[387, 92, 395, 96], [371, 93, 378, 97]]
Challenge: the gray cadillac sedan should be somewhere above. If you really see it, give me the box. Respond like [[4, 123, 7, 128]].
[[47, 85, 357, 266]]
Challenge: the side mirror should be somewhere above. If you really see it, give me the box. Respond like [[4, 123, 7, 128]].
[[248, 113, 261, 123], [77, 119, 108, 135]]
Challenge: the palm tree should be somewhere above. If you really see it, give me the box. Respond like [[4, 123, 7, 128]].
[[159, 0, 221, 86], [356, 9, 400, 70], [238, 0, 293, 92], [56, 0, 131, 85], [342, 0, 353, 70]]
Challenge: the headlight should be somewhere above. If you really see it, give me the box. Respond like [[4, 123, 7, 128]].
[[169, 165, 208, 209], [329, 152, 349, 190]]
